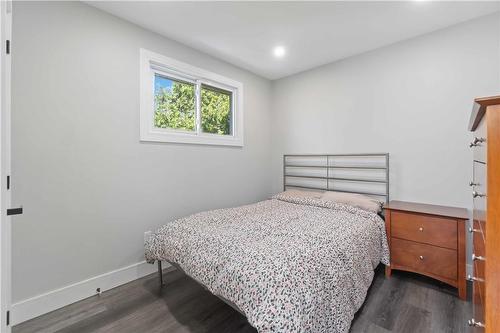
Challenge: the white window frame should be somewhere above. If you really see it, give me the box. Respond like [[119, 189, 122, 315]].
[[140, 48, 244, 146]]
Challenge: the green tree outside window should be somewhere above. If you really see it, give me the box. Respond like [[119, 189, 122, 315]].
[[154, 75, 232, 135]]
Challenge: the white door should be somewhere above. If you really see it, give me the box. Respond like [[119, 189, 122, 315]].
[[0, 1, 13, 332]]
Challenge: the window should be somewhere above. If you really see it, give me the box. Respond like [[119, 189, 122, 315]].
[[140, 49, 243, 146], [154, 74, 196, 132], [201, 84, 232, 135]]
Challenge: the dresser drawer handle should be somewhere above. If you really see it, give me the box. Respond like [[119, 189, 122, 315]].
[[469, 137, 486, 147], [468, 318, 485, 328], [418, 227, 423, 232], [419, 255, 424, 260], [473, 191, 486, 198], [467, 274, 484, 282], [469, 181, 479, 187], [472, 254, 485, 261], [468, 227, 480, 233]]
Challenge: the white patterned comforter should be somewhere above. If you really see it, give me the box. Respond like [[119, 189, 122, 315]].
[[145, 193, 390, 333]]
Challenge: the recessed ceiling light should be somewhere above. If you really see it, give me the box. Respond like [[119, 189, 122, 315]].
[[273, 46, 286, 58]]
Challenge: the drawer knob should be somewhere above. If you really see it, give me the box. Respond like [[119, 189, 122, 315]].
[[468, 318, 485, 328], [473, 191, 486, 198], [472, 254, 485, 261], [419, 255, 424, 260], [469, 181, 479, 187], [467, 274, 484, 282], [469, 137, 486, 147], [418, 227, 424, 232], [468, 227, 480, 233]]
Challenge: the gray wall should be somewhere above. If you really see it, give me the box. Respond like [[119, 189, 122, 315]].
[[271, 13, 500, 207], [11, 2, 272, 302]]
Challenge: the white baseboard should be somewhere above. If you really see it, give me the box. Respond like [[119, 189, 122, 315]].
[[11, 260, 170, 326]]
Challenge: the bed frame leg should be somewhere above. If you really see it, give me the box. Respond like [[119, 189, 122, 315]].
[[158, 261, 164, 287]]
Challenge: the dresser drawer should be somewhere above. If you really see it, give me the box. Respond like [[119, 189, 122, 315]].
[[391, 238, 457, 280], [473, 219, 485, 257], [391, 211, 457, 250], [472, 210, 486, 235], [472, 116, 487, 163], [472, 260, 485, 329], [473, 161, 486, 210], [474, 259, 485, 281], [472, 278, 485, 326], [473, 160, 486, 188]]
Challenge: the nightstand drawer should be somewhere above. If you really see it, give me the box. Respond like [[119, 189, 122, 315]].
[[391, 238, 457, 280], [391, 211, 457, 250]]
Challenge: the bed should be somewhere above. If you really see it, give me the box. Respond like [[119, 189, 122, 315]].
[[145, 154, 390, 333]]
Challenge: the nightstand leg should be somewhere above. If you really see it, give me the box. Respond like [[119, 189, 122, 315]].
[[385, 265, 392, 278], [158, 261, 164, 287]]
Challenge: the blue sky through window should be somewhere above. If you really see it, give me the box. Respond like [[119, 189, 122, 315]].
[[154, 74, 173, 94]]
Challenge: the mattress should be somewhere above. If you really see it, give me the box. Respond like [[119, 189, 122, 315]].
[[145, 193, 390, 333]]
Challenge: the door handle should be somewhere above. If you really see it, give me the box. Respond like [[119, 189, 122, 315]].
[[6, 207, 23, 216]]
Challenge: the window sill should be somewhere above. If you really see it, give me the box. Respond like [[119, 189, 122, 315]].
[[140, 130, 243, 147]]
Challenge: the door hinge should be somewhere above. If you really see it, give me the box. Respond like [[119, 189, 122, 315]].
[[6, 310, 10, 326], [5, 40, 10, 55], [7, 175, 10, 190]]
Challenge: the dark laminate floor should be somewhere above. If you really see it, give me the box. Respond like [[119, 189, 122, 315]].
[[13, 265, 471, 333]]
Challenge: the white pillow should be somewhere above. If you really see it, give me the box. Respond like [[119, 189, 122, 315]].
[[279, 189, 323, 199], [321, 191, 382, 213]]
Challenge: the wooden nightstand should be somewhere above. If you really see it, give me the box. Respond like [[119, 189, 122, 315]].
[[384, 200, 468, 300]]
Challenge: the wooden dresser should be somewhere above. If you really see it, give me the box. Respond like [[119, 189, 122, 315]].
[[468, 95, 500, 332], [384, 200, 468, 300]]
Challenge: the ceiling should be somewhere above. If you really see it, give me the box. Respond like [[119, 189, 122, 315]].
[[89, 1, 500, 80]]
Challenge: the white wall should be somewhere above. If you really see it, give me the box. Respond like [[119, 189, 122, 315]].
[[11, 2, 272, 303], [271, 13, 500, 208]]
